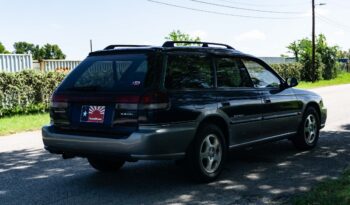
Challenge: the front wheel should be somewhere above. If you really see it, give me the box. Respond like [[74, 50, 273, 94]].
[[88, 158, 125, 172], [292, 107, 320, 150], [187, 124, 227, 182]]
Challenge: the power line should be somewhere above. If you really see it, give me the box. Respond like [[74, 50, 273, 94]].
[[147, 0, 305, 20], [190, 0, 304, 14], [316, 13, 350, 31], [316, 14, 350, 30], [216, 0, 309, 7]]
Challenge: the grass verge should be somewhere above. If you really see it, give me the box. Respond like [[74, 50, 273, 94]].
[[297, 72, 350, 89], [292, 169, 350, 205], [0, 113, 49, 136]]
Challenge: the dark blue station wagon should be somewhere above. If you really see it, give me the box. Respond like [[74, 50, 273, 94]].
[[42, 41, 327, 182]]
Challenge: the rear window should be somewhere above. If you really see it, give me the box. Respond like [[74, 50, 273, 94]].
[[59, 54, 153, 92]]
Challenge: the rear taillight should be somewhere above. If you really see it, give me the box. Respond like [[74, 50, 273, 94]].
[[50, 95, 70, 126], [51, 95, 68, 109], [139, 92, 169, 110], [115, 92, 170, 110]]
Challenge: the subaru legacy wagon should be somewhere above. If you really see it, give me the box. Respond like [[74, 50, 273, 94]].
[[42, 41, 327, 182]]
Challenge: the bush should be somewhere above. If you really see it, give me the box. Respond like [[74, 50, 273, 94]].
[[321, 46, 339, 80], [270, 63, 303, 81], [0, 70, 65, 117], [300, 52, 324, 82]]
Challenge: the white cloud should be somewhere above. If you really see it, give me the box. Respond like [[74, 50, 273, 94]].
[[234, 30, 266, 42]]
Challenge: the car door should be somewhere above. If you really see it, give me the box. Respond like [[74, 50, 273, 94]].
[[161, 51, 218, 124], [243, 58, 301, 138], [215, 56, 263, 145]]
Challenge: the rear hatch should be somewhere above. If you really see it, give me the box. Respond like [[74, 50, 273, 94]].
[[50, 52, 166, 137]]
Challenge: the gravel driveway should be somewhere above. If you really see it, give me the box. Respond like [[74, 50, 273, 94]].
[[1, 84, 350, 205]]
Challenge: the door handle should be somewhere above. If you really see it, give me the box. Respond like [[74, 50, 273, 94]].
[[263, 98, 271, 104]]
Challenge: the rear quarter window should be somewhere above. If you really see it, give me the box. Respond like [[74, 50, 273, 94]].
[[165, 53, 213, 89]]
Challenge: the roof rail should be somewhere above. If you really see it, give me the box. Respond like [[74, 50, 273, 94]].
[[104, 45, 151, 50], [162, 41, 234, 49]]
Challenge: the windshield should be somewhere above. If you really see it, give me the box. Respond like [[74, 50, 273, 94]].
[[59, 54, 153, 92]]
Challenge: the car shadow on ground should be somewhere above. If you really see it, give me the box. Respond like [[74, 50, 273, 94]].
[[1, 127, 350, 204]]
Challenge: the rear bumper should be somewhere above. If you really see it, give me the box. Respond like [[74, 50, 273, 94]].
[[42, 123, 196, 160]]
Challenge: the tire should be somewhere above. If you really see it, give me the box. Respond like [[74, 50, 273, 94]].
[[88, 158, 125, 172], [292, 106, 320, 150], [187, 124, 227, 182]]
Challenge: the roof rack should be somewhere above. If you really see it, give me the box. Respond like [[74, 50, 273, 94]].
[[162, 41, 234, 49], [104, 45, 151, 50]]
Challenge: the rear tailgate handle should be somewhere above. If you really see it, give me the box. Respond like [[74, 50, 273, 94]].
[[221, 102, 230, 107], [263, 98, 271, 104]]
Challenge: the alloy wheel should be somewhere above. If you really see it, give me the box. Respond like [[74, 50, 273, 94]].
[[199, 134, 222, 174], [304, 114, 317, 145]]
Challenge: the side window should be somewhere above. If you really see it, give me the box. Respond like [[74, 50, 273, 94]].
[[243, 59, 281, 88], [216, 57, 253, 88], [165, 54, 213, 89]]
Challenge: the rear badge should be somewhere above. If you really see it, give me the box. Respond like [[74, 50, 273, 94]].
[[80, 105, 105, 123], [132, 81, 141, 86]]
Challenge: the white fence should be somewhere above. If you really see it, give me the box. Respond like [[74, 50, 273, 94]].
[[33, 60, 82, 72], [0, 54, 296, 73], [0, 54, 33, 72]]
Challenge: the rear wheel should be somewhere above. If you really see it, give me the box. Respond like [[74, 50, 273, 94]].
[[187, 124, 227, 182], [88, 158, 125, 172], [292, 107, 320, 150]]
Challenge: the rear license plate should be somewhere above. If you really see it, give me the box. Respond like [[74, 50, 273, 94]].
[[80, 105, 105, 123]]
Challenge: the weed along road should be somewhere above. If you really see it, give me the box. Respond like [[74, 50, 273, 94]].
[[1, 84, 350, 205]]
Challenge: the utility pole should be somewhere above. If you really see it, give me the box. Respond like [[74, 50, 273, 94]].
[[312, 0, 316, 82]]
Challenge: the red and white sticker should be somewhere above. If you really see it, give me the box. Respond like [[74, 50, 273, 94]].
[[80, 105, 105, 123]]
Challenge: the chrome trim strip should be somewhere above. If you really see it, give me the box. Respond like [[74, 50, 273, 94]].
[[139, 120, 197, 127], [262, 112, 299, 120], [230, 117, 263, 125], [229, 131, 297, 149]]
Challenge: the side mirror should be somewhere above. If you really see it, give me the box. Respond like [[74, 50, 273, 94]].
[[286, 77, 298, 88]]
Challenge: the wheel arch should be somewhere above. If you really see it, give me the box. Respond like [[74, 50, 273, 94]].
[[305, 101, 321, 123], [194, 114, 231, 148]]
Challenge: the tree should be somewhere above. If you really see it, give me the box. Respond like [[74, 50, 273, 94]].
[[14, 42, 37, 54], [286, 34, 340, 82], [165, 30, 201, 45], [39, 44, 66, 60], [0, 42, 10, 54], [13, 42, 66, 60], [287, 41, 300, 62], [316, 34, 339, 80]]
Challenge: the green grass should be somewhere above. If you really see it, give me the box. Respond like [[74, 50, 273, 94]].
[[292, 169, 350, 205], [0, 113, 49, 136], [297, 72, 350, 89]]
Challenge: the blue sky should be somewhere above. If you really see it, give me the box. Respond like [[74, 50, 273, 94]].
[[1, 0, 349, 59]]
